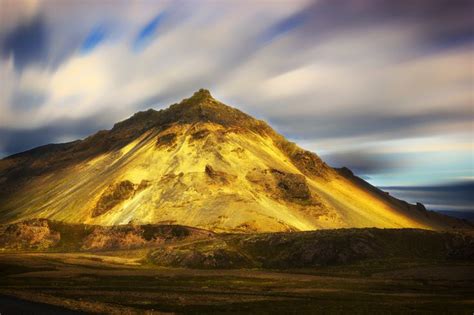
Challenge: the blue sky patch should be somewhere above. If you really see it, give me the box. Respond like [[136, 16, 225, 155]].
[[261, 10, 309, 43], [80, 26, 107, 54], [133, 12, 167, 51]]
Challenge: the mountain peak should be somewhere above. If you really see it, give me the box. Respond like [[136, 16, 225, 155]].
[[110, 89, 267, 141], [177, 89, 220, 110], [177, 88, 216, 109], [190, 88, 213, 101], [163, 89, 262, 129]]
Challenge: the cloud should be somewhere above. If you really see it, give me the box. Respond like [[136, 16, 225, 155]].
[[1, 15, 47, 70], [268, 107, 473, 141], [260, 7, 310, 43], [0, 0, 40, 35], [321, 149, 407, 175], [0, 116, 105, 157], [381, 181, 474, 214], [0, 0, 472, 187]]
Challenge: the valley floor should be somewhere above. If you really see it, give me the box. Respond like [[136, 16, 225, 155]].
[[0, 252, 472, 314]]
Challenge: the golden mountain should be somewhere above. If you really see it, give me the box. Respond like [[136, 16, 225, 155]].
[[0, 89, 467, 232]]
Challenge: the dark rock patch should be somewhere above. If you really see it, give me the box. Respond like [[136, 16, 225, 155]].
[[156, 133, 177, 148], [150, 246, 252, 269], [190, 129, 210, 141], [92, 180, 150, 218], [270, 169, 311, 201], [273, 139, 331, 179], [92, 180, 135, 217], [291, 151, 329, 179], [205, 165, 235, 184]]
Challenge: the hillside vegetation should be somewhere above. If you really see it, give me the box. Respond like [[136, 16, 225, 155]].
[[1, 219, 472, 269]]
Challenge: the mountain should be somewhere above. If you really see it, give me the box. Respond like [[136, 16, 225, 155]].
[[0, 89, 469, 232]]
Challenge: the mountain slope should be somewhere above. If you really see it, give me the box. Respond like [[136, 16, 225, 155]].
[[0, 89, 469, 232]]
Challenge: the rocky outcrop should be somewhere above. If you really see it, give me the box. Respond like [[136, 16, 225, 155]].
[[272, 137, 331, 179], [290, 150, 330, 179], [270, 169, 311, 201], [0, 220, 214, 251], [149, 246, 252, 269], [156, 133, 177, 148], [81, 225, 148, 250], [0, 219, 60, 250], [92, 181, 136, 217], [92, 180, 150, 217], [205, 165, 235, 184], [246, 168, 317, 205], [82, 224, 215, 251]]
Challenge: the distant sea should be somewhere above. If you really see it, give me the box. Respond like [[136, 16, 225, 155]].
[[380, 181, 474, 222]]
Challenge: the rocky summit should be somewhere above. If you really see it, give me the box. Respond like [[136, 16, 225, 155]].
[[0, 89, 469, 232]]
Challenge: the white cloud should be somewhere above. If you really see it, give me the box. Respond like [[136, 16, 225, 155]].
[[0, 0, 40, 35], [0, 0, 472, 186]]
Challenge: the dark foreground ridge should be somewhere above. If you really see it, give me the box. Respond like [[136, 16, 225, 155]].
[[1, 219, 473, 314], [1, 219, 472, 269]]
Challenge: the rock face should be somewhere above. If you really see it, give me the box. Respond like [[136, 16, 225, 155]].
[[92, 181, 136, 217], [0, 220, 213, 251], [0, 219, 60, 250], [92, 180, 150, 217], [81, 225, 148, 250], [80, 224, 212, 251], [0, 89, 471, 232], [271, 169, 312, 201]]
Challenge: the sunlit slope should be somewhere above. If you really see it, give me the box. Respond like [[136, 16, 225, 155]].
[[0, 90, 467, 232]]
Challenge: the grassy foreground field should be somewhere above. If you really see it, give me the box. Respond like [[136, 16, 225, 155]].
[[1, 221, 473, 313], [0, 252, 473, 314]]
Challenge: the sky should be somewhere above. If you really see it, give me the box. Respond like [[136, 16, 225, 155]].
[[0, 0, 473, 191]]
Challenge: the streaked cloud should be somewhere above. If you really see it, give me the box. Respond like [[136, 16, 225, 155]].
[[0, 0, 472, 187], [382, 181, 474, 217], [1, 15, 47, 69]]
